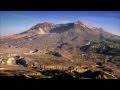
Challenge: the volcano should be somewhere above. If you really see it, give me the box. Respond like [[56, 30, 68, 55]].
[[0, 21, 120, 50]]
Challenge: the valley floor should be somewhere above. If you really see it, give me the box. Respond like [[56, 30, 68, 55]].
[[0, 47, 120, 79]]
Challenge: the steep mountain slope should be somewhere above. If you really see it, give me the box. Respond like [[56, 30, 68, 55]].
[[0, 21, 120, 50]]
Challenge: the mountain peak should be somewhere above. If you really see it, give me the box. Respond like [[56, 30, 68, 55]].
[[74, 21, 83, 24], [73, 21, 98, 30], [30, 22, 56, 31], [40, 22, 55, 25]]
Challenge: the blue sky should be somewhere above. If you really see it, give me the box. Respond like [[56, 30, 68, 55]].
[[0, 11, 120, 36]]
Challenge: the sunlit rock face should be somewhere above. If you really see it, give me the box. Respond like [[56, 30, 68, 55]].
[[7, 57, 16, 65], [5, 54, 28, 67]]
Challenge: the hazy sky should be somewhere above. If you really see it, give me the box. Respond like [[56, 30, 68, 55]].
[[0, 11, 120, 36]]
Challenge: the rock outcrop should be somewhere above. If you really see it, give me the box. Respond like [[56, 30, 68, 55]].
[[6, 54, 28, 67]]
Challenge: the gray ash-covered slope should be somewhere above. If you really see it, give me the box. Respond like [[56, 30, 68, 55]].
[[0, 21, 120, 50]]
